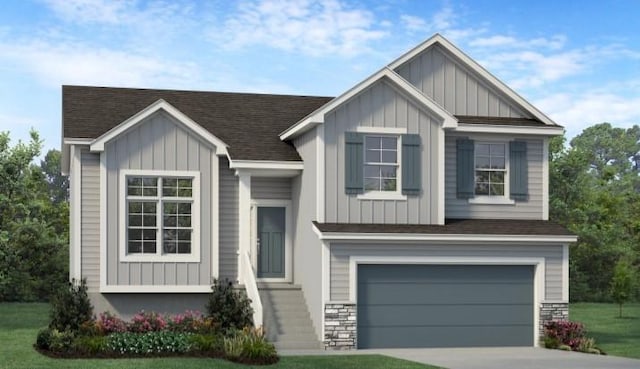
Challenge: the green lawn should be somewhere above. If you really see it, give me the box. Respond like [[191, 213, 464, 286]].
[[0, 303, 439, 369], [571, 302, 640, 359]]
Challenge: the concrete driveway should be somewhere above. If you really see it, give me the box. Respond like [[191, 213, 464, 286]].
[[366, 347, 640, 369]]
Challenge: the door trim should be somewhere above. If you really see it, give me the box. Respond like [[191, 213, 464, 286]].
[[251, 199, 292, 283], [349, 256, 545, 348]]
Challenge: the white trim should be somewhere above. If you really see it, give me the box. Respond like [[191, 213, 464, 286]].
[[279, 68, 457, 140], [321, 239, 331, 340], [64, 138, 92, 145], [317, 125, 325, 223], [89, 99, 228, 156], [454, 124, 564, 136], [228, 159, 304, 170], [348, 255, 545, 347], [211, 152, 220, 280], [357, 192, 407, 201], [69, 145, 82, 281], [437, 127, 445, 224], [233, 168, 301, 178], [469, 196, 516, 205], [118, 169, 201, 263], [99, 152, 108, 291], [562, 244, 569, 301], [237, 172, 251, 282], [250, 199, 293, 283], [542, 137, 550, 220], [101, 285, 212, 293], [314, 230, 578, 244], [354, 126, 407, 134], [387, 34, 558, 126]]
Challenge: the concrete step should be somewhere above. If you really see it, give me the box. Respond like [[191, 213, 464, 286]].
[[273, 340, 324, 350]]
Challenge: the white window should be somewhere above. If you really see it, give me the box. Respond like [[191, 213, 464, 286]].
[[120, 170, 200, 262], [364, 135, 399, 192], [474, 143, 506, 196]]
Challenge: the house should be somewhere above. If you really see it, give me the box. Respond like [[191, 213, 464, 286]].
[[61, 34, 577, 350]]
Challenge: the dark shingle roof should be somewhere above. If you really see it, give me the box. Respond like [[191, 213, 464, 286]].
[[455, 115, 560, 127], [313, 219, 574, 236], [62, 86, 333, 161]]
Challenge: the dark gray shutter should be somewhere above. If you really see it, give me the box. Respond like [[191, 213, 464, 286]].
[[401, 134, 421, 195], [345, 132, 364, 194], [456, 138, 475, 199], [509, 141, 528, 201]]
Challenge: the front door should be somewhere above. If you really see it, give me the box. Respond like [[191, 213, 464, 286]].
[[257, 207, 286, 279]]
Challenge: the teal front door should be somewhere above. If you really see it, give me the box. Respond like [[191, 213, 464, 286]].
[[257, 207, 286, 279]]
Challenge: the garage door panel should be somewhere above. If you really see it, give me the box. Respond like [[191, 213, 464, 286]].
[[358, 264, 534, 284], [357, 264, 534, 348], [358, 282, 533, 305], [358, 325, 533, 348], [359, 304, 534, 327]]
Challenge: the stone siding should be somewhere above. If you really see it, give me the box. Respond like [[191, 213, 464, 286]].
[[324, 303, 356, 350], [540, 302, 569, 336]]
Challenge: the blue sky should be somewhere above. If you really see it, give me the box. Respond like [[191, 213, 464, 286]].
[[1, 0, 639, 153]]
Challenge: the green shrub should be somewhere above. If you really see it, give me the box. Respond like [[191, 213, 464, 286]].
[[35, 327, 53, 350], [49, 329, 76, 352], [73, 335, 107, 354], [206, 278, 253, 332], [49, 278, 93, 332], [542, 335, 559, 349], [106, 331, 193, 355], [224, 327, 278, 364], [190, 334, 224, 353]]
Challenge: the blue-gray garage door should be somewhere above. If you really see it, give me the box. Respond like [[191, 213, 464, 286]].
[[357, 264, 534, 349]]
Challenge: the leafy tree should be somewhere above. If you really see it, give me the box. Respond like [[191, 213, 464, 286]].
[[0, 131, 68, 301], [610, 259, 636, 318]]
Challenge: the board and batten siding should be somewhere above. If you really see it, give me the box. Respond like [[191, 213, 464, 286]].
[[252, 177, 292, 200], [219, 157, 239, 281], [105, 111, 216, 287], [395, 44, 528, 118], [325, 79, 440, 224], [445, 134, 543, 219], [291, 129, 323, 339], [80, 148, 100, 292], [329, 243, 563, 302]]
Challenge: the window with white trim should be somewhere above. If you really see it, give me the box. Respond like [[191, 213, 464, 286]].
[[125, 175, 196, 256], [364, 135, 399, 192], [474, 143, 506, 196]]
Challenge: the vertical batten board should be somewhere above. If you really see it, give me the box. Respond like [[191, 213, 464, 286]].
[[542, 138, 549, 220], [324, 79, 441, 224], [395, 45, 528, 118], [104, 112, 217, 289]]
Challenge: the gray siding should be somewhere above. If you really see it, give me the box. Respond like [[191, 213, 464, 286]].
[[325, 79, 440, 224], [252, 177, 292, 200], [395, 44, 528, 118], [80, 148, 100, 292], [445, 134, 543, 219], [219, 158, 239, 281], [105, 111, 217, 286], [329, 243, 563, 301], [291, 129, 323, 339]]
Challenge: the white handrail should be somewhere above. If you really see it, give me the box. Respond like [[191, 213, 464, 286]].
[[240, 251, 263, 328]]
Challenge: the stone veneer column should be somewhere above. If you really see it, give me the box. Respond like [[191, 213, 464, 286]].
[[539, 302, 569, 336], [324, 303, 357, 349]]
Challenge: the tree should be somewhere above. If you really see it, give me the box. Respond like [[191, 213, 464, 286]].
[[610, 259, 636, 318], [0, 131, 68, 301]]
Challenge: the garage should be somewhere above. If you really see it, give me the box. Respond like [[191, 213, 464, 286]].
[[357, 264, 534, 349]]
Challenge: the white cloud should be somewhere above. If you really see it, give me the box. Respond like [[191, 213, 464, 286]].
[[470, 34, 566, 50], [535, 92, 640, 137], [213, 0, 388, 57], [400, 14, 427, 33]]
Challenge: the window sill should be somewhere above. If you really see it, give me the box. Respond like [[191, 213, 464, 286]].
[[357, 192, 407, 201], [468, 196, 515, 205], [120, 254, 201, 263]]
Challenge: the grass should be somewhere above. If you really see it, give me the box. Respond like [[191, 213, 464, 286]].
[[570, 302, 640, 359], [0, 303, 439, 369]]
